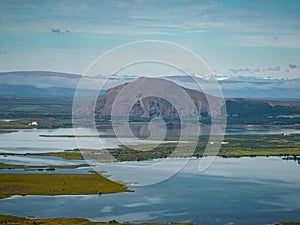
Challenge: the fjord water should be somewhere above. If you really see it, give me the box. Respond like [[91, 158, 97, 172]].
[[0, 157, 299, 225], [0, 128, 176, 154], [0, 126, 299, 154], [0, 128, 299, 224]]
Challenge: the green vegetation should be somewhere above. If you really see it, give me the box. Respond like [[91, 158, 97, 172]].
[[0, 118, 72, 129], [1, 96, 300, 128], [0, 173, 132, 199], [225, 99, 300, 125], [275, 223, 300, 225], [0, 96, 73, 129], [94, 134, 300, 161], [39, 151, 85, 160], [0, 215, 297, 225], [215, 134, 300, 158], [39, 134, 118, 138], [0, 96, 72, 118], [0, 214, 194, 225], [9, 105, 42, 111], [0, 130, 16, 134], [2, 134, 299, 162], [0, 120, 30, 129], [0, 163, 91, 170], [36, 118, 72, 129], [0, 151, 84, 161]]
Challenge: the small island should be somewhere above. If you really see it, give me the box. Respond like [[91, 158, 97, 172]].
[[0, 173, 132, 199]]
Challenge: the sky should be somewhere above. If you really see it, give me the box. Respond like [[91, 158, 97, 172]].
[[0, 0, 300, 78]]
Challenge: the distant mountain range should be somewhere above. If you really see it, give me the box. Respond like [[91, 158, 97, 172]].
[[77, 77, 300, 125], [0, 71, 104, 97], [0, 71, 299, 125], [0, 71, 299, 101]]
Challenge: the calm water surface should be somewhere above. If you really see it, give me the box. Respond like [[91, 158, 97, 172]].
[[0, 127, 299, 154], [0, 157, 299, 225], [0, 128, 184, 153], [0, 128, 299, 224]]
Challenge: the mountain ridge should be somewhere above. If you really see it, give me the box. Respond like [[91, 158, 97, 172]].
[[77, 77, 300, 125], [1, 71, 299, 100]]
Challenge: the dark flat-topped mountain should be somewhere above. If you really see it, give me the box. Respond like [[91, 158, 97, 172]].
[[78, 77, 300, 125], [93, 77, 220, 122]]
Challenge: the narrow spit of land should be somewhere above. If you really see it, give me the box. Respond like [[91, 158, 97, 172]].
[[2, 134, 298, 162], [0, 163, 90, 170]]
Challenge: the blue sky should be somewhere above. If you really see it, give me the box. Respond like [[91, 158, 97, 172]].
[[0, 0, 299, 78]]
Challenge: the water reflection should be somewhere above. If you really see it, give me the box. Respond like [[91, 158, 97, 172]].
[[0, 157, 299, 225]]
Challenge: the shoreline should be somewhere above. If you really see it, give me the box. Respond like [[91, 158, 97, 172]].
[[0, 121, 299, 130], [0, 214, 195, 225], [0, 163, 91, 170], [0, 155, 299, 224], [1, 149, 299, 163], [0, 173, 132, 199]]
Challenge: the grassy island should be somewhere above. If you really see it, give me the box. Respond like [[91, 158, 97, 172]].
[[0, 173, 132, 199]]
